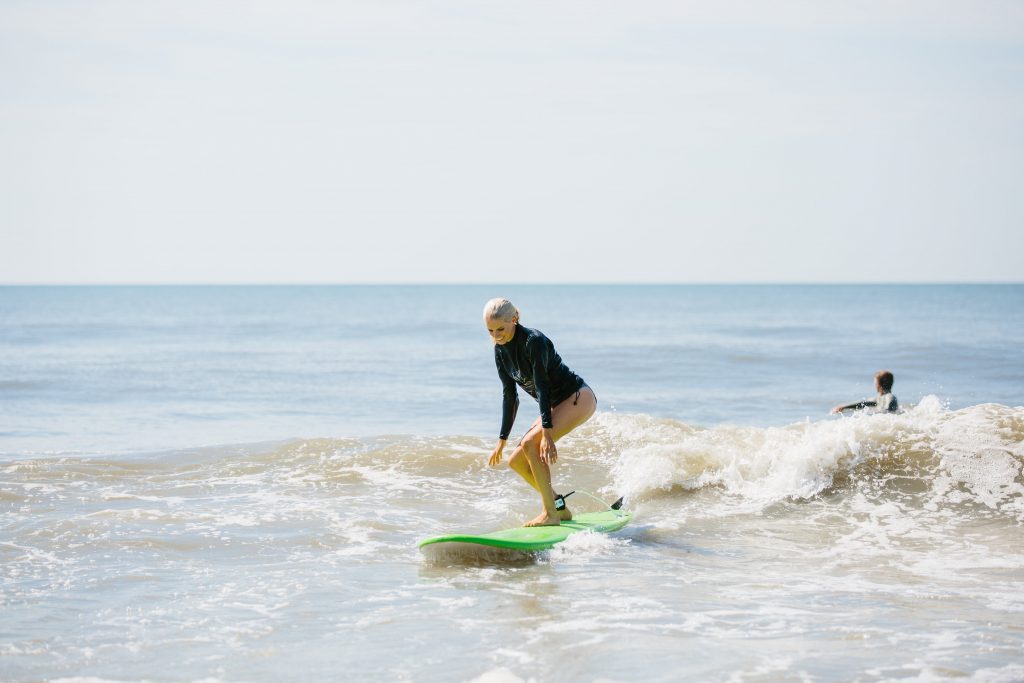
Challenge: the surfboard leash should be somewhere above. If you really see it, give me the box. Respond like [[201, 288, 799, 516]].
[[569, 489, 628, 516]]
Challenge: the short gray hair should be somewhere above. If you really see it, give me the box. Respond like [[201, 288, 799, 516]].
[[483, 298, 519, 322]]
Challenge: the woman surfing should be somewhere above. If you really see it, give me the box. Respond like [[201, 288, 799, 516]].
[[483, 298, 597, 527]]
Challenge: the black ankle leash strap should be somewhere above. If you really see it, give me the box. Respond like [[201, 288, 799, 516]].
[[553, 490, 627, 514]]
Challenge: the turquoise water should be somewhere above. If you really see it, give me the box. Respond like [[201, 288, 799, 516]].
[[1, 285, 1022, 682]]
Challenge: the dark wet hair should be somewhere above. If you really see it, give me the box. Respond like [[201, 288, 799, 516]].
[[875, 370, 894, 393]]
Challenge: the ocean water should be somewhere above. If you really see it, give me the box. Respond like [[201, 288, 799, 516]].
[[1, 285, 1022, 682]]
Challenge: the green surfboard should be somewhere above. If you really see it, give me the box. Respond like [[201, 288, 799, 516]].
[[418, 509, 632, 553]]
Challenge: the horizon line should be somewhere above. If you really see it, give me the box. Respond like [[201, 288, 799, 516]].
[[1, 281, 1022, 287]]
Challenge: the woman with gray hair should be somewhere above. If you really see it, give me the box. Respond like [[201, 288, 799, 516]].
[[483, 298, 597, 527]]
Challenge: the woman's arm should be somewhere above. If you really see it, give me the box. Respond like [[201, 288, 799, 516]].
[[527, 337, 558, 464], [497, 356, 519, 441], [527, 337, 554, 431], [489, 358, 519, 467]]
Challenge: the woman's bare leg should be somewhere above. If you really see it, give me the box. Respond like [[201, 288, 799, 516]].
[[508, 437, 542, 493], [507, 403, 548, 492], [506, 386, 597, 526]]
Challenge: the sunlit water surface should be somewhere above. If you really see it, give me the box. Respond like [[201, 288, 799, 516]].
[[1, 285, 1022, 682]]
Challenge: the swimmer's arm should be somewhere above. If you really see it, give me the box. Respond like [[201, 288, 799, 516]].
[[831, 400, 876, 414]]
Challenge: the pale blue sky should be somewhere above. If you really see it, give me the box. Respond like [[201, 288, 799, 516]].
[[2, 1, 1022, 283]]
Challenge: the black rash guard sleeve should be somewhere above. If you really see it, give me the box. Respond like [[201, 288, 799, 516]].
[[838, 400, 877, 412], [496, 349, 520, 440], [527, 335, 555, 429]]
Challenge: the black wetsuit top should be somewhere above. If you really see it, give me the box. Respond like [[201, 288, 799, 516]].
[[494, 325, 586, 440]]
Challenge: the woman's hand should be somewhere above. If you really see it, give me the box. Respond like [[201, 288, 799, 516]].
[[539, 429, 557, 465], [488, 440, 506, 467]]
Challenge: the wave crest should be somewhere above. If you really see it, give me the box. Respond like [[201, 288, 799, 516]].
[[587, 398, 1024, 519]]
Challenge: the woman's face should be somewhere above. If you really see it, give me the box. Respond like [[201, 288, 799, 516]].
[[486, 315, 517, 345]]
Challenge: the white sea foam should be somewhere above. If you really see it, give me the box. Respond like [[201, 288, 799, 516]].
[[4, 402, 1022, 683], [467, 670, 537, 683], [597, 400, 1024, 519], [967, 664, 1024, 682], [547, 529, 628, 564]]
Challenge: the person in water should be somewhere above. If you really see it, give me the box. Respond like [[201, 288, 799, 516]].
[[832, 370, 899, 414], [484, 298, 597, 527]]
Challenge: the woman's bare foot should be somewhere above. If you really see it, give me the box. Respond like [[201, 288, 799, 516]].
[[524, 511, 561, 527], [558, 506, 572, 522]]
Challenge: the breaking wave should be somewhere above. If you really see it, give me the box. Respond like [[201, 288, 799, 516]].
[[592, 397, 1024, 521]]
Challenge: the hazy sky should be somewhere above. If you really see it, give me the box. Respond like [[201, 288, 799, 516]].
[[2, 1, 1022, 283]]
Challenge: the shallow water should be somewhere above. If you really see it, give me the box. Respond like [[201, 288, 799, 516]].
[[1, 285, 1023, 682]]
